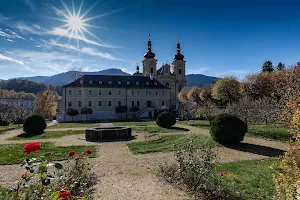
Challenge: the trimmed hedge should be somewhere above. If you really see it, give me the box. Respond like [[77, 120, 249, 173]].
[[210, 113, 247, 144], [156, 112, 176, 128], [23, 115, 47, 135]]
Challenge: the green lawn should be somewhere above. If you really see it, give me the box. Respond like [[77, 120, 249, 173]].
[[214, 158, 279, 200], [48, 122, 100, 129], [133, 125, 188, 133], [112, 121, 156, 126], [0, 124, 22, 132], [0, 142, 96, 165], [9, 130, 84, 140], [128, 134, 218, 154], [0, 187, 14, 199], [178, 120, 211, 130], [247, 124, 290, 141]]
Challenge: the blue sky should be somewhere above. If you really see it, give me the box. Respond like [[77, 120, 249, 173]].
[[1, 0, 300, 80]]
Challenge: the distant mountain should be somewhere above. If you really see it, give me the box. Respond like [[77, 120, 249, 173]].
[[16, 68, 218, 87], [17, 68, 130, 86], [186, 74, 219, 87]]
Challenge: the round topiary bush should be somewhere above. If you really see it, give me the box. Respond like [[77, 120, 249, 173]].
[[156, 111, 176, 128], [23, 115, 47, 135], [210, 113, 247, 144]]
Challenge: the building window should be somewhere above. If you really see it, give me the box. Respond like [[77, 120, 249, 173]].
[[165, 82, 169, 88], [88, 101, 92, 107], [132, 90, 134, 96], [179, 68, 182, 74], [118, 81, 121, 85], [136, 81, 139, 85], [78, 90, 82, 95], [78, 101, 82, 107], [136, 90, 140, 96], [118, 101, 121, 107], [151, 67, 154, 73], [146, 90, 148, 96], [179, 85, 182, 91], [149, 90, 152, 96], [98, 90, 102, 95], [137, 101, 140, 107], [88, 90, 92, 95], [108, 80, 112, 84], [98, 101, 102, 107], [80, 80, 83, 84], [108, 101, 112, 107], [154, 82, 157, 85], [127, 81, 130, 85], [156, 91, 158, 96], [146, 82, 149, 85], [117, 90, 121, 95], [89, 80, 93, 84], [131, 101, 134, 107], [162, 90, 165, 96], [109, 90, 112, 95], [162, 101, 165, 106], [68, 101, 72, 107], [68, 90, 72, 95], [99, 81, 102, 84]]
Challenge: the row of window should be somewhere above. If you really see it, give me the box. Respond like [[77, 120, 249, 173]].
[[68, 100, 165, 107], [82, 80, 158, 86], [68, 89, 165, 96]]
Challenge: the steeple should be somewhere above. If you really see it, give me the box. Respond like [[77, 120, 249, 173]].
[[136, 62, 140, 73], [144, 33, 155, 59], [174, 37, 184, 61]]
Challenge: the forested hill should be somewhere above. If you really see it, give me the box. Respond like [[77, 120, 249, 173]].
[[0, 79, 61, 95]]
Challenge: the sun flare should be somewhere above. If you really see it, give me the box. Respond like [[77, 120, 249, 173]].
[[67, 16, 84, 31]]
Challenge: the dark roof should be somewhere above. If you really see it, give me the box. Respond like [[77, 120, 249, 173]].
[[144, 51, 155, 59], [64, 75, 169, 89], [132, 72, 143, 76], [157, 67, 163, 75], [174, 52, 184, 61]]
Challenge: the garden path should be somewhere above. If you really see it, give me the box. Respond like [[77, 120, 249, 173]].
[[0, 124, 289, 199]]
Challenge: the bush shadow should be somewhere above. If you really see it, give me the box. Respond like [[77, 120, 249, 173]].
[[85, 136, 136, 143], [169, 127, 190, 132], [224, 142, 286, 157]]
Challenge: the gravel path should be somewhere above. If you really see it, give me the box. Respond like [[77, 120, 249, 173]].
[[0, 123, 289, 199]]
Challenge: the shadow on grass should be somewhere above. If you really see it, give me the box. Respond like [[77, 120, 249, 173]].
[[85, 136, 136, 143], [169, 127, 189, 132], [13, 132, 44, 139], [224, 142, 286, 157]]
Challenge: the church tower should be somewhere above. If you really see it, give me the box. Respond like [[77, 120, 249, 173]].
[[142, 34, 157, 76], [172, 39, 186, 94]]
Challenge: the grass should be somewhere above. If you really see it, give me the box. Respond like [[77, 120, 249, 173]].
[[0, 124, 23, 132], [178, 120, 211, 130], [0, 142, 96, 165], [214, 158, 279, 200], [133, 125, 188, 133], [9, 130, 84, 140], [48, 123, 100, 129], [112, 121, 156, 126], [127, 134, 218, 154], [0, 187, 15, 199], [247, 124, 290, 141]]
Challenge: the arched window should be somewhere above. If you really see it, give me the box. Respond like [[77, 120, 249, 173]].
[[179, 85, 182, 91], [178, 68, 182, 74], [151, 67, 154, 73], [165, 67, 168, 73], [165, 82, 170, 88]]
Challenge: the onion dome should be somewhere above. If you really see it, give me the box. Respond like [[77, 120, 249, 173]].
[[174, 41, 184, 61], [136, 63, 140, 73], [144, 35, 155, 59]]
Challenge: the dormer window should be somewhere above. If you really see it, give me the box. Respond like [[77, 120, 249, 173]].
[[136, 81, 139, 85], [146, 82, 149, 85], [118, 81, 121, 85], [89, 80, 93, 84], [80, 80, 83, 84], [127, 81, 130, 85], [108, 80, 112, 84], [99, 81, 102, 84], [154, 82, 157, 85]]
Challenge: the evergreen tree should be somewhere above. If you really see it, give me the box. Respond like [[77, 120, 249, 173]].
[[262, 61, 274, 72], [277, 62, 285, 71]]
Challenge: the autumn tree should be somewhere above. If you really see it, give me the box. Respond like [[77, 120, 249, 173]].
[[212, 76, 241, 105], [187, 86, 202, 105], [261, 60, 274, 72], [177, 87, 189, 102], [34, 87, 58, 119]]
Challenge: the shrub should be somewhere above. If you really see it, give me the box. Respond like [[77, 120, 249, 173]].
[[23, 115, 47, 135], [156, 111, 176, 128], [67, 108, 79, 121], [210, 113, 247, 144], [0, 120, 9, 126]]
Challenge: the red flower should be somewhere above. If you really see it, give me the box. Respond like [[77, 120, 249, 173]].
[[219, 172, 224, 177], [24, 142, 41, 155], [79, 193, 83, 197], [86, 149, 92, 155], [59, 190, 71, 200], [20, 173, 28, 179], [68, 151, 76, 157]]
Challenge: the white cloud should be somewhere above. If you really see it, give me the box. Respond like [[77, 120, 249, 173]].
[[48, 40, 125, 61], [187, 67, 210, 75], [6, 39, 14, 42], [23, 0, 35, 12], [0, 54, 25, 65]]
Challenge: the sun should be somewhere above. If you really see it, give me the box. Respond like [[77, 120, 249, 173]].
[[67, 15, 84, 31]]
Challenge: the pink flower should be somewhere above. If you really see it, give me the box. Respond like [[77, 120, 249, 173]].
[[219, 172, 224, 177]]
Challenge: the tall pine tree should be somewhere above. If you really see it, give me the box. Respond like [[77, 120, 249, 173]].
[[262, 61, 274, 72], [276, 62, 285, 71]]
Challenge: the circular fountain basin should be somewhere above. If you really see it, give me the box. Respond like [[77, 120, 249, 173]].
[[85, 126, 132, 141]]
